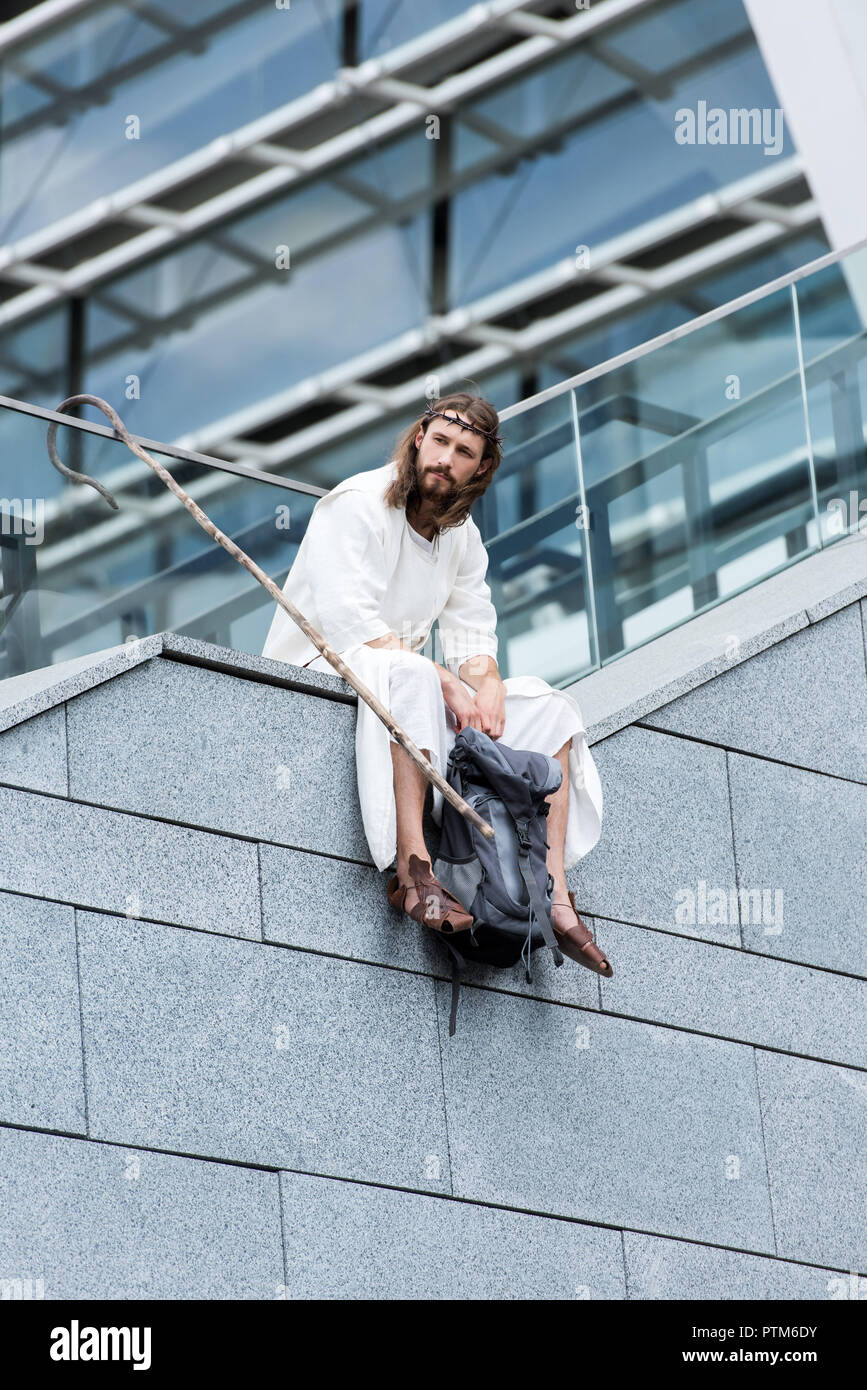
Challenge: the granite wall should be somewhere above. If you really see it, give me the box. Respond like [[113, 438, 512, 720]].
[[0, 603, 864, 1299]]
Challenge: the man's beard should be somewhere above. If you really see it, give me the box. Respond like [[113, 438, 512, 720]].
[[410, 457, 459, 514]]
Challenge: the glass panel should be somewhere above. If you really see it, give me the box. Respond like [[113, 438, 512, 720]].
[[450, 16, 790, 303], [571, 284, 813, 662], [0, 404, 320, 680], [0, 0, 341, 242], [474, 392, 591, 687], [499, 244, 865, 681], [8, 112, 436, 425], [81, 210, 431, 442], [0, 309, 70, 411], [605, 0, 752, 72], [794, 243, 867, 544], [533, 233, 832, 395], [359, 0, 472, 59]]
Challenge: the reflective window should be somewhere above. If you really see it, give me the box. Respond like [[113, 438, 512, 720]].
[[83, 214, 431, 442], [0, 309, 69, 410], [535, 234, 832, 395], [604, 0, 754, 71], [0, 0, 341, 241], [359, 0, 473, 59], [450, 31, 791, 303]]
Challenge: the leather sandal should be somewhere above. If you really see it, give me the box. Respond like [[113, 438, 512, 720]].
[[550, 890, 613, 976], [386, 853, 474, 934]]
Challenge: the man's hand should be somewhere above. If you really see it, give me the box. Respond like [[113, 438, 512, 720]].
[[472, 673, 506, 739], [442, 678, 484, 734], [365, 636, 505, 739], [442, 673, 506, 738]]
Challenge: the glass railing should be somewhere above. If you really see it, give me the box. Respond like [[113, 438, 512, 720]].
[[0, 401, 323, 680], [487, 236, 867, 685], [2, 236, 866, 688]]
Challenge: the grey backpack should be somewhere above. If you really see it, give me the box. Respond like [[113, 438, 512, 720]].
[[432, 726, 565, 1035]]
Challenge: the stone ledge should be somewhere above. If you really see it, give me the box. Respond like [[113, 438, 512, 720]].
[[0, 631, 355, 738], [566, 530, 867, 744], [2, 533, 863, 745]]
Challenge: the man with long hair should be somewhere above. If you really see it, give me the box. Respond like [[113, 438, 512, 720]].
[[262, 392, 610, 975]]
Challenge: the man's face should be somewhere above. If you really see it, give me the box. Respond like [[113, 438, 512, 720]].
[[414, 414, 490, 505]]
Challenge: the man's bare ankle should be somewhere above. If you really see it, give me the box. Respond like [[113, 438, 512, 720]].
[[397, 846, 430, 878]]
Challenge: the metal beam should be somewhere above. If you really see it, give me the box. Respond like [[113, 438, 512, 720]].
[[0, 0, 661, 325], [734, 197, 805, 230], [171, 157, 810, 452], [495, 11, 569, 41], [0, 0, 264, 143], [0, 0, 100, 53], [0, 0, 558, 270]]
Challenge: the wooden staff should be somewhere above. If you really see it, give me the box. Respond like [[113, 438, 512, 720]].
[[46, 394, 496, 841]]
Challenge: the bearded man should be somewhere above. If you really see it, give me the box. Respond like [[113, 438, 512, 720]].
[[262, 392, 611, 976]]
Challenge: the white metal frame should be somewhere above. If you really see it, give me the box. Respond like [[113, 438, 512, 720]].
[[0, 0, 659, 326]]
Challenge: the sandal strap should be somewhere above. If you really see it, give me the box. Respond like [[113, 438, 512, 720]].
[[407, 854, 467, 917], [385, 857, 472, 931], [551, 897, 595, 943]]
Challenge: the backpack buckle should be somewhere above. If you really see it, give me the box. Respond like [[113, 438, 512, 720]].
[[515, 817, 531, 852]]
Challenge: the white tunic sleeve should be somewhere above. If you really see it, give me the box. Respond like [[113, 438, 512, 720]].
[[306, 491, 394, 652], [437, 519, 499, 677]]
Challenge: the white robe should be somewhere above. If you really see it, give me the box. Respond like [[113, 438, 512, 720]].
[[261, 459, 603, 873]]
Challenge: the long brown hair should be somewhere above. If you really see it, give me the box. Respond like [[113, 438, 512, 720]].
[[383, 392, 503, 537]]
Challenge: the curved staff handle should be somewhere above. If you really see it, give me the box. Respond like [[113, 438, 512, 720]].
[[46, 394, 496, 842]]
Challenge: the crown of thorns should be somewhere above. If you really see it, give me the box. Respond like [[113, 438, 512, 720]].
[[422, 405, 503, 448]]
